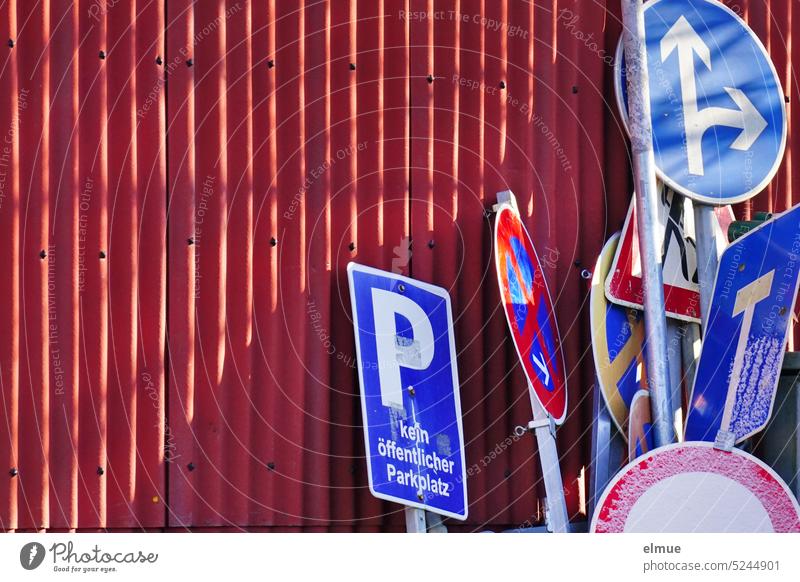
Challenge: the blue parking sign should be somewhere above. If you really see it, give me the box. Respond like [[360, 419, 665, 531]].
[[347, 263, 468, 519], [685, 204, 800, 443], [615, 0, 787, 204]]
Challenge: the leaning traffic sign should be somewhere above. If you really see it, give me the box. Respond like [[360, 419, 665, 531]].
[[605, 184, 734, 322], [591, 233, 648, 437], [684, 204, 800, 444], [347, 263, 468, 519], [615, 0, 787, 204], [494, 203, 567, 424], [591, 442, 800, 533]]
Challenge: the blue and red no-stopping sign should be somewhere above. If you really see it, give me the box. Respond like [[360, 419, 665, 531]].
[[494, 205, 567, 424]]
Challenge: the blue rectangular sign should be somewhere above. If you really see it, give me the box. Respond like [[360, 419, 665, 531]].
[[347, 263, 468, 520], [685, 204, 800, 443]]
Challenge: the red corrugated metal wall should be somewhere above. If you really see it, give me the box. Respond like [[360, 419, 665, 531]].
[[0, 0, 797, 532], [0, 0, 166, 531]]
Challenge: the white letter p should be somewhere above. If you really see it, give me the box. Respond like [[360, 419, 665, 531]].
[[371, 289, 435, 409]]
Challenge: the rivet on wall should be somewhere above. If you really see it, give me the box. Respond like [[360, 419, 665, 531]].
[[187, 238, 194, 246], [267, 59, 275, 68], [349, 62, 356, 70], [186, 58, 193, 67], [99, 50, 106, 60], [99, 251, 106, 259], [9, 468, 18, 477], [39, 250, 47, 259], [270, 237, 278, 247], [96, 467, 105, 476], [156, 56, 163, 65], [348, 242, 356, 251], [266, 461, 276, 471], [187, 462, 195, 472], [426, 74, 434, 83], [499, 81, 506, 89], [7, 39, 14, 48]]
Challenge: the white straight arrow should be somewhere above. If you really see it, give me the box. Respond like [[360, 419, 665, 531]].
[[661, 16, 768, 176], [719, 270, 775, 433]]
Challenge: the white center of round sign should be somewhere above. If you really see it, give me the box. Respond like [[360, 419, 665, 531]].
[[624, 472, 773, 533], [592, 442, 800, 533]]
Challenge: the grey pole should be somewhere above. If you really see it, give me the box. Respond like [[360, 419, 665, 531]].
[[528, 392, 570, 533], [620, 0, 675, 447], [666, 320, 685, 437], [588, 379, 625, 521], [681, 323, 701, 407], [404, 507, 427, 533], [694, 204, 720, 327]]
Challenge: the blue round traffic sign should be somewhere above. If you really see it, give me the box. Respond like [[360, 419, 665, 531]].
[[615, 0, 787, 204]]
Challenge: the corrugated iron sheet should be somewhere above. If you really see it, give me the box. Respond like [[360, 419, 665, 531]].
[[0, 0, 166, 531], [0, 0, 797, 532]]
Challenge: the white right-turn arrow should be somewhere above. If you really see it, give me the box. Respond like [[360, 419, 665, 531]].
[[661, 16, 768, 176]]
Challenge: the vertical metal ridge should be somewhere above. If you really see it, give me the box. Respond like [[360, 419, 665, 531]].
[[166, 0, 197, 527], [133, 0, 167, 529], [106, 0, 140, 527], [77, 0, 109, 530], [268, 0, 306, 527], [248, 0, 275, 526], [0, 0, 20, 532], [17, 0, 52, 531], [222, 0, 254, 528], [191, 0, 228, 527], [47, 0, 80, 531], [301, 0, 331, 527]]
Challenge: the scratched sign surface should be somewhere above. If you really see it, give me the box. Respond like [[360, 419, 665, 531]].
[[592, 443, 800, 533], [347, 263, 468, 519], [494, 205, 567, 424], [684, 204, 800, 443]]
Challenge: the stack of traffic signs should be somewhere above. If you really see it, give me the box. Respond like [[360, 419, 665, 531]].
[[591, 0, 800, 532]]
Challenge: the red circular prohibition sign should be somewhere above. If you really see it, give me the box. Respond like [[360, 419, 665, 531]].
[[494, 205, 567, 424]]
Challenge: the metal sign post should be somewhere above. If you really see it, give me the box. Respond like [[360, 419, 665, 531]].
[[588, 378, 625, 522], [620, 0, 675, 448], [694, 204, 720, 325], [666, 320, 685, 439], [527, 390, 570, 533], [492, 190, 570, 533], [405, 508, 427, 533]]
